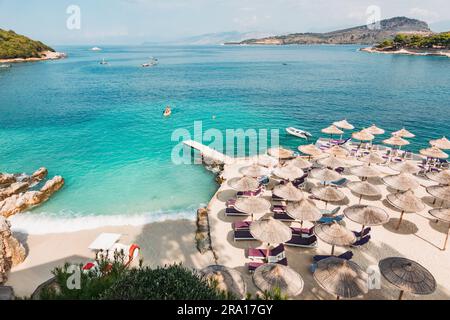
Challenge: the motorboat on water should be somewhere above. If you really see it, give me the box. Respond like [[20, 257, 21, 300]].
[[91, 47, 102, 51], [163, 106, 172, 117], [142, 57, 158, 67], [99, 58, 108, 65], [0, 64, 11, 69], [286, 127, 312, 139]]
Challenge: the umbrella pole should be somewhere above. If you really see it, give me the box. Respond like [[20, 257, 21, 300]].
[[325, 201, 328, 209], [359, 194, 362, 204], [336, 295, 340, 300], [395, 211, 405, 230], [300, 220, 304, 229], [443, 224, 450, 251], [398, 290, 404, 300], [331, 245, 335, 255], [266, 243, 271, 262], [360, 225, 365, 238]]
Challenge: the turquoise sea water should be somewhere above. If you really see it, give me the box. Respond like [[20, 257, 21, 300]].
[[1, 45, 449, 233]]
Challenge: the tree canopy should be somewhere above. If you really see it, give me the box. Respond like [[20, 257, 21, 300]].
[[377, 32, 450, 49], [0, 29, 54, 59]]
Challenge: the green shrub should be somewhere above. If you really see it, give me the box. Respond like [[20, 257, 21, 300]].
[[0, 29, 54, 59]]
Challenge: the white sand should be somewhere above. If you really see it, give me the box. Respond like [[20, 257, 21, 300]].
[[6, 152, 450, 300]]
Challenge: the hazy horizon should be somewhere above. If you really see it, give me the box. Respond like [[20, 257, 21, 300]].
[[1, 0, 449, 45]]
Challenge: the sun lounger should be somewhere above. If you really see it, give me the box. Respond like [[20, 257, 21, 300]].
[[232, 221, 252, 230], [285, 234, 318, 248], [351, 235, 371, 247], [226, 198, 236, 208], [273, 212, 295, 222], [248, 244, 286, 260], [318, 214, 344, 224], [353, 227, 371, 238], [320, 206, 341, 216], [313, 250, 353, 263], [234, 229, 255, 241], [226, 207, 249, 216], [247, 258, 288, 273], [291, 227, 315, 237], [272, 205, 287, 213], [335, 167, 345, 174], [329, 178, 347, 187], [237, 186, 264, 197]]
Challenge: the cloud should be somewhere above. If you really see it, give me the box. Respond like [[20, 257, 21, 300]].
[[408, 7, 440, 22]]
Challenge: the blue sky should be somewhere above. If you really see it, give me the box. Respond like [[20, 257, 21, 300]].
[[0, 0, 449, 45]]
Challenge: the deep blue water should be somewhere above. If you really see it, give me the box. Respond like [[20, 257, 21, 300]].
[[0, 45, 449, 233]]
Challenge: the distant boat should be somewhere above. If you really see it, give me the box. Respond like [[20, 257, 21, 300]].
[[91, 47, 102, 51], [142, 57, 158, 67], [0, 64, 11, 69], [99, 58, 108, 65], [163, 106, 172, 117], [286, 127, 312, 139]]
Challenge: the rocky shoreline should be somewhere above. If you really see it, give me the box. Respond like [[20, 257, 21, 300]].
[[360, 46, 450, 58], [0, 51, 66, 64]]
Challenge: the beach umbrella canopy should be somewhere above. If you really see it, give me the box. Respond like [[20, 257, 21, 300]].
[[344, 205, 389, 227], [426, 185, 450, 202], [420, 146, 448, 159], [325, 145, 349, 158], [333, 119, 354, 130], [379, 257, 436, 299], [352, 129, 375, 142], [286, 200, 322, 222], [366, 124, 385, 135], [200, 265, 247, 299], [389, 160, 421, 174], [253, 264, 304, 297], [349, 164, 382, 178], [250, 217, 292, 244], [311, 186, 346, 203], [392, 128, 415, 138], [288, 157, 312, 169], [360, 152, 385, 165], [383, 136, 410, 147], [347, 181, 381, 203], [314, 223, 356, 254], [426, 170, 450, 185], [386, 190, 425, 213], [309, 168, 341, 182], [273, 165, 304, 181], [321, 125, 344, 136], [240, 164, 270, 178], [317, 156, 350, 169], [382, 172, 420, 191], [430, 136, 450, 150], [228, 176, 259, 192], [256, 155, 278, 168], [314, 257, 368, 299], [268, 147, 294, 159], [298, 144, 323, 158], [273, 182, 304, 202], [234, 197, 271, 216]]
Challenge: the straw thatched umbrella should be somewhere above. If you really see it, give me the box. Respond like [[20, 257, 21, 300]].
[[311, 186, 346, 209], [200, 265, 247, 299], [382, 172, 420, 191], [325, 145, 349, 158], [426, 185, 450, 203], [392, 128, 415, 138], [298, 144, 323, 159], [314, 257, 368, 299], [257, 154, 278, 168], [253, 264, 304, 297], [429, 208, 450, 250], [288, 157, 312, 169], [383, 136, 410, 147], [240, 164, 270, 178], [420, 146, 448, 159], [389, 160, 421, 174], [352, 129, 375, 142], [286, 200, 322, 228], [228, 176, 259, 192], [333, 119, 354, 130], [234, 197, 271, 220], [273, 182, 304, 202], [349, 164, 382, 179], [268, 147, 294, 160], [379, 257, 436, 300], [347, 181, 381, 204], [309, 168, 341, 183], [366, 124, 385, 135], [360, 152, 385, 165], [250, 218, 293, 257], [386, 190, 425, 230], [321, 125, 344, 140], [344, 204, 389, 235], [430, 136, 450, 150], [426, 170, 450, 185], [273, 165, 304, 181], [314, 223, 356, 255], [317, 156, 350, 169]]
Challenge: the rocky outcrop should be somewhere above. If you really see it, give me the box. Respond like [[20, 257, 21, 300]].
[[0, 176, 64, 218], [195, 207, 218, 264], [0, 167, 48, 189], [0, 216, 26, 284], [0, 182, 30, 201], [30, 167, 48, 183], [0, 174, 15, 186]]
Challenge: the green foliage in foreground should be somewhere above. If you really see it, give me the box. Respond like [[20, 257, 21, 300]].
[[376, 32, 450, 49], [0, 29, 54, 59]]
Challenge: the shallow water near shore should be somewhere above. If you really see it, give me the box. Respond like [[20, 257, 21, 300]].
[[1, 45, 449, 234]]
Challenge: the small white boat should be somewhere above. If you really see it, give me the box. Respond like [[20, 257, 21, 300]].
[[286, 127, 312, 139], [91, 47, 102, 51], [142, 57, 158, 67], [99, 58, 108, 65], [0, 64, 11, 69]]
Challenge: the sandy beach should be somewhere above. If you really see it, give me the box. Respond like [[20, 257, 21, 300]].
[[0, 51, 66, 64], [361, 47, 450, 58], [7, 147, 450, 300]]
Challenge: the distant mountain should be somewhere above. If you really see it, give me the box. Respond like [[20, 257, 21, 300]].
[[147, 31, 278, 45], [0, 29, 54, 59], [227, 17, 432, 45]]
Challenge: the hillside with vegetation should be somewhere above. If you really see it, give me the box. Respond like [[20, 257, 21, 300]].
[[0, 29, 54, 59], [376, 32, 450, 50]]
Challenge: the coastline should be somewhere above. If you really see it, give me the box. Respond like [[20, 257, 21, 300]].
[[360, 46, 450, 58], [0, 51, 66, 64]]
